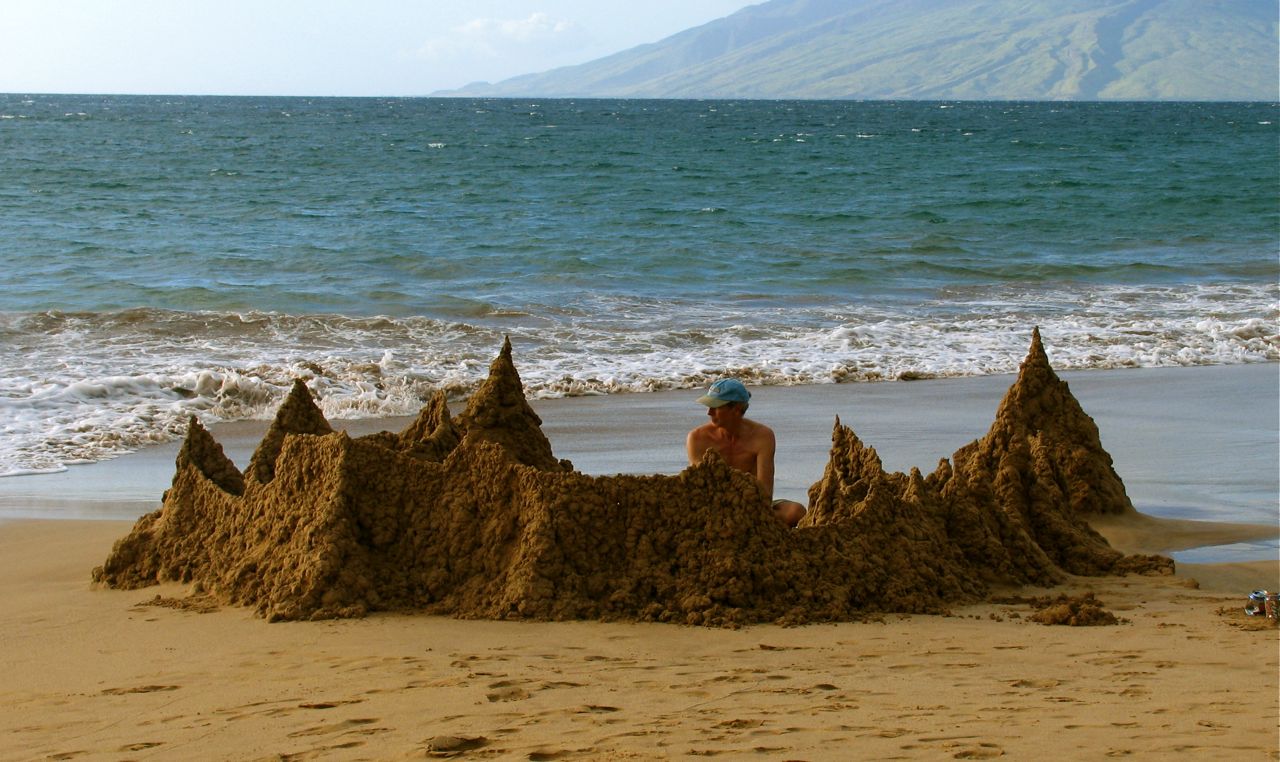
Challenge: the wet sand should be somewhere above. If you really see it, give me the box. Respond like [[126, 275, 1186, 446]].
[[4, 364, 1275, 558]]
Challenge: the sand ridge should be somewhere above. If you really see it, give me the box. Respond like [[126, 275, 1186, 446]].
[[93, 330, 1172, 625]]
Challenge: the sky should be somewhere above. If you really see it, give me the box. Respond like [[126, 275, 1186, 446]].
[[0, 1, 759, 96]]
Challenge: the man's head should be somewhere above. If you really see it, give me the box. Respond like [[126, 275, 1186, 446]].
[[698, 378, 750, 412]]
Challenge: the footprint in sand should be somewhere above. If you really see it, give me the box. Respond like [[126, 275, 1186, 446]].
[[574, 704, 620, 714], [424, 735, 489, 756], [485, 681, 531, 702], [298, 699, 365, 709], [529, 749, 596, 761], [1008, 678, 1061, 689], [100, 685, 181, 695], [714, 718, 766, 730], [952, 743, 1005, 759], [287, 718, 379, 738]]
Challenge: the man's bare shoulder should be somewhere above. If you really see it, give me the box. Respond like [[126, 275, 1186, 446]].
[[686, 424, 720, 455], [687, 422, 718, 440], [741, 417, 776, 442]]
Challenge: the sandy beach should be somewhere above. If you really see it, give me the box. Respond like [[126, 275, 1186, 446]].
[[2, 519, 1276, 761], [2, 365, 1277, 760]]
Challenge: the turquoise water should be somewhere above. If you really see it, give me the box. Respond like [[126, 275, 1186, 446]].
[[6, 97, 1277, 315], [0, 95, 1276, 476]]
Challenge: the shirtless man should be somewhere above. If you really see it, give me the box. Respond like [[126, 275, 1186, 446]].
[[686, 378, 807, 527]]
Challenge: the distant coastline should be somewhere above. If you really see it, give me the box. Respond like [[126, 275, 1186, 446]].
[[439, 0, 1279, 101]]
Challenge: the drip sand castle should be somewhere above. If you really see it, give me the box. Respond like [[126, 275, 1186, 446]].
[[93, 329, 1172, 625]]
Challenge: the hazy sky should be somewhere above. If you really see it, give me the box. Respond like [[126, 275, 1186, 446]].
[[0, 1, 759, 96]]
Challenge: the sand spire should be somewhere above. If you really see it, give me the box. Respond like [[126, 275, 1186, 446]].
[[245, 379, 334, 484], [455, 337, 565, 470], [396, 391, 461, 462], [176, 415, 244, 496]]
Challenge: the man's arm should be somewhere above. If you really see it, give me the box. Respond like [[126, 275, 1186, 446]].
[[753, 425, 777, 501], [686, 427, 708, 467]]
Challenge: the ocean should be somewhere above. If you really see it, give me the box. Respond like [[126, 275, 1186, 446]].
[[1, 95, 1277, 479]]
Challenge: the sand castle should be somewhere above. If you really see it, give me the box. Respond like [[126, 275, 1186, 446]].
[[93, 329, 1172, 625]]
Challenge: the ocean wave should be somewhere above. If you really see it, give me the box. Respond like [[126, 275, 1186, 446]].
[[0, 282, 1275, 477]]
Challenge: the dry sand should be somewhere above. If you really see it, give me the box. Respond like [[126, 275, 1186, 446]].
[[1, 518, 1276, 761]]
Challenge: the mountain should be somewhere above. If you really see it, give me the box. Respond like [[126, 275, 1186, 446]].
[[439, 0, 1279, 101]]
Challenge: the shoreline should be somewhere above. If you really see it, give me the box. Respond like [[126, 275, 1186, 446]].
[[2, 363, 1275, 562]]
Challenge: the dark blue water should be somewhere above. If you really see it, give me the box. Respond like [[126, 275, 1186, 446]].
[[5, 96, 1276, 313]]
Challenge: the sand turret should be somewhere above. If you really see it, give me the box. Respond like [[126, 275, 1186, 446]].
[[176, 416, 244, 496], [394, 391, 461, 462], [930, 328, 1137, 576], [977, 326, 1134, 516], [455, 337, 566, 471], [245, 379, 334, 484]]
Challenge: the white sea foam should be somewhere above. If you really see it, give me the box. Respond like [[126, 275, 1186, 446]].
[[0, 283, 1274, 477]]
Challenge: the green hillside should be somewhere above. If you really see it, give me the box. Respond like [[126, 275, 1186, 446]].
[[441, 0, 1279, 100]]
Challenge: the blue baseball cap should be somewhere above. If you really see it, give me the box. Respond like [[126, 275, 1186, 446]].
[[697, 378, 751, 408]]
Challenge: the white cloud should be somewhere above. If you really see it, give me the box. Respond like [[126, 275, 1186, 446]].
[[418, 12, 585, 61], [461, 12, 573, 43]]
